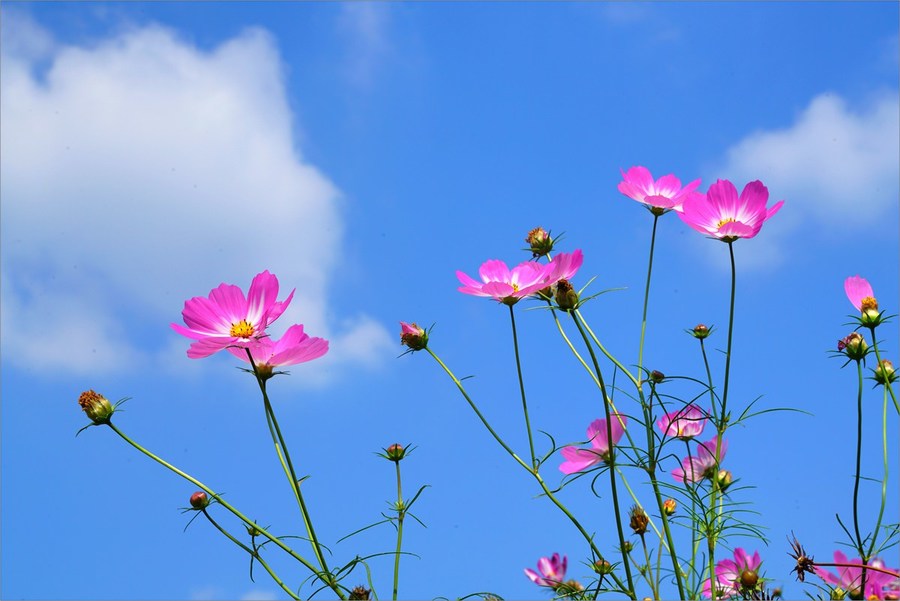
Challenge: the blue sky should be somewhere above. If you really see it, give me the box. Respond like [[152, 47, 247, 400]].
[[1, 2, 898, 600]]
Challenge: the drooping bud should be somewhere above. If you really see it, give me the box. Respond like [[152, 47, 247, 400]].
[[555, 279, 579, 311], [189, 491, 210, 509], [78, 389, 115, 424], [874, 359, 897, 386], [525, 227, 554, 258], [385, 443, 407, 462], [716, 469, 733, 491], [399, 322, 428, 351], [349, 586, 371, 600], [629, 505, 650, 535], [838, 332, 868, 361], [663, 498, 677, 516], [691, 324, 711, 339]]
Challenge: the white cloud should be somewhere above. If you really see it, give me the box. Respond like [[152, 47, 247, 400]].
[[240, 590, 277, 601], [707, 92, 899, 269], [0, 15, 392, 378], [337, 3, 390, 88]]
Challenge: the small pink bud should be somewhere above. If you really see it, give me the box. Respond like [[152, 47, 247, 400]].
[[189, 491, 209, 509], [691, 324, 711, 339], [385, 443, 407, 462], [399, 322, 428, 351]]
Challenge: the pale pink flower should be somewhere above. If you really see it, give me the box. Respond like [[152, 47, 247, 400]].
[[657, 405, 707, 440], [618, 165, 702, 213], [171, 270, 294, 359], [546, 249, 584, 285], [559, 414, 627, 474], [671, 436, 727, 483], [457, 259, 552, 305], [845, 275, 877, 312], [814, 551, 899, 600], [679, 179, 784, 242], [227, 324, 328, 369], [524, 553, 567, 588], [702, 548, 762, 597]]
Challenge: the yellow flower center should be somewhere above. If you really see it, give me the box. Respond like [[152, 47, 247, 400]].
[[861, 296, 878, 311], [230, 319, 255, 338], [512, 283, 520, 292], [716, 217, 736, 229]]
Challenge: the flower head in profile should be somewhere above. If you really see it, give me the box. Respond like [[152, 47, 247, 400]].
[[524, 553, 567, 589], [672, 436, 727, 483], [845, 275, 884, 327], [814, 551, 898, 600], [457, 259, 552, 306], [657, 404, 707, 440], [227, 324, 328, 379], [559, 414, 627, 474], [546, 249, 584, 285], [679, 179, 784, 242], [171, 270, 294, 359], [703, 548, 763, 598], [399, 322, 428, 351], [618, 166, 702, 215]]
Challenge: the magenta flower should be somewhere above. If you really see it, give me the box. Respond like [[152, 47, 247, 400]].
[[814, 551, 899, 600], [679, 179, 784, 242], [618, 165, 702, 213], [227, 324, 328, 370], [702, 548, 762, 597], [546, 249, 584, 285], [559, 414, 627, 474], [171, 270, 295, 359], [671, 436, 727, 483], [657, 405, 707, 440], [457, 259, 552, 305], [524, 553, 567, 588]]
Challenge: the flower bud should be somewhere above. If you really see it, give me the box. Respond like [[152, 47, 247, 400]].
[[246, 523, 262, 537], [621, 540, 633, 553], [838, 332, 868, 361], [874, 359, 897, 386], [691, 324, 711, 339], [740, 569, 759, 589], [716, 469, 733, 491], [830, 587, 846, 600], [592, 559, 613, 575], [399, 322, 428, 351], [78, 389, 115, 423], [525, 227, 554, 258], [557, 580, 585, 594], [385, 443, 407, 462], [649, 370, 665, 384], [663, 498, 677, 516], [629, 505, 649, 535], [859, 296, 883, 327], [189, 491, 209, 509], [349, 586, 371, 600], [555, 279, 579, 311]]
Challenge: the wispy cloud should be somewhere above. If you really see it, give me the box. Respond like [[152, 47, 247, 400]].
[[704, 91, 899, 269], [337, 3, 390, 88], [0, 15, 392, 379]]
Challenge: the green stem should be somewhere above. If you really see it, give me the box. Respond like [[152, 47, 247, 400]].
[[508, 305, 538, 469], [574, 309, 641, 390], [392, 461, 404, 601], [637, 214, 660, 390], [868, 327, 900, 415], [719, 241, 737, 429], [852, 360, 868, 594], [104, 422, 344, 598], [202, 510, 300, 600], [570, 311, 636, 599], [866, 384, 889, 559]]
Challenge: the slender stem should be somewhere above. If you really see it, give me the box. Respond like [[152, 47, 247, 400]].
[[638, 534, 659, 601], [866, 384, 889, 559], [852, 360, 868, 594], [508, 305, 537, 469], [392, 461, 405, 601], [637, 214, 660, 388], [719, 241, 737, 427], [699, 339, 718, 425], [104, 422, 345, 598], [571, 311, 636, 599], [868, 327, 900, 415], [575, 309, 641, 389], [202, 510, 301, 600]]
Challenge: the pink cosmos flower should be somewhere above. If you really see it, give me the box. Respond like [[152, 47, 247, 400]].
[[227, 324, 328, 369], [546, 249, 584, 285], [618, 165, 702, 213], [657, 405, 707, 440], [559, 414, 627, 474], [814, 551, 899, 600], [845, 275, 877, 312], [457, 259, 552, 305], [524, 553, 567, 588], [171, 270, 295, 359], [671, 436, 727, 483], [679, 179, 784, 242], [702, 548, 762, 597]]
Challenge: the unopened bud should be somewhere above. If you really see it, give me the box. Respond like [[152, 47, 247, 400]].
[[189, 491, 209, 509], [859, 297, 883, 328], [830, 587, 846, 600], [78, 390, 115, 423], [592, 559, 613, 575], [399, 322, 428, 351], [629, 505, 649, 535], [349, 586, 371, 600], [526, 227, 555, 258], [740, 569, 759, 589], [838, 332, 868, 360], [246, 523, 262, 537], [621, 540, 633, 553], [663, 498, 677, 516], [874, 359, 897, 386], [385, 443, 406, 462], [649, 370, 665, 384], [691, 324, 711, 339], [555, 279, 579, 311], [716, 469, 733, 491]]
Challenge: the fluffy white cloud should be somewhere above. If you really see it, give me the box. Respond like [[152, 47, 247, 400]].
[[705, 92, 899, 269], [0, 14, 392, 378]]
